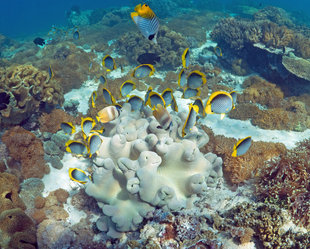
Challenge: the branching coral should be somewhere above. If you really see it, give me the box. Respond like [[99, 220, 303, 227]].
[[256, 138, 310, 229], [261, 22, 293, 48], [115, 25, 189, 70], [0, 64, 64, 126], [1, 126, 50, 179]]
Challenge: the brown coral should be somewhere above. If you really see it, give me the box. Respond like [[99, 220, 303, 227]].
[[261, 22, 293, 48], [202, 126, 286, 184], [39, 108, 80, 133], [115, 25, 189, 70], [0, 64, 64, 126], [257, 138, 310, 228], [1, 126, 50, 179]]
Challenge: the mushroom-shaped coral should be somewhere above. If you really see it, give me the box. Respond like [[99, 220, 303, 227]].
[[81, 104, 223, 237]]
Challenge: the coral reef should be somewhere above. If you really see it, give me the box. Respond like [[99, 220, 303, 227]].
[[0, 64, 63, 126], [0, 172, 37, 249], [253, 6, 295, 27], [115, 25, 190, 70], [282, 55, 310, 81], [257, 138, 310, 229], [1, 126, 50, 179], [202, 126, 286, 184], [68, 103, 223, 238]]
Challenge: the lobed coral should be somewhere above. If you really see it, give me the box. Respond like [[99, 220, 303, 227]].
[[1, 126, 50, 179], [115, 25, 190, 70], [256, 138, 310, 229], [0, 64, 63, 126], [69, 103, 224, 238]]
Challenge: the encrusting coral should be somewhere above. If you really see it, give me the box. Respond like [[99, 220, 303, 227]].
[[0, 64, 64, 126], [1, 126, 50, 179], [66, 103, 223, 238]]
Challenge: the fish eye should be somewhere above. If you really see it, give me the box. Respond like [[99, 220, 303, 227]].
[[144, 4, 148, 7]]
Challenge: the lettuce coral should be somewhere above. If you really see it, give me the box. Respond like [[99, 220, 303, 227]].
[[0, 64, 63, 126], [75, 103, 223, 238]]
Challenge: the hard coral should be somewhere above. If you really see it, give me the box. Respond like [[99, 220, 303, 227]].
[[0, 64, 63, 126], [115, 25, 189, 70], [257, 138, 310, 229], [254, 6, 294, 27], [261, 22, 293, 48], [2, 126, 50, 179], [202, 126, 286, 184]]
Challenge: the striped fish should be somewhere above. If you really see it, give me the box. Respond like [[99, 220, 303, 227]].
[[131, 4, 159, 43]]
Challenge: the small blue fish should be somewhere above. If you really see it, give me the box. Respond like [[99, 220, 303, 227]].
[[205, 91, 233, 119], [73, 30, 80, 40], [88, 133, 102, 158], [102, 88, 116, 105], [182, 104, 198, 137], [99, 75, 106, 85], [182, 87, 201, 99], [146, 92, 165, 110], [65, 140, 89, 157], [127, 95, 144, 111], [69, 168, 91, 184], [232, 136, 252, 157], [182, 48, 190, 68], [193, 98, 205, 117], [102, 55, 116, 71], [120, 80, 136, 97], [132, 64, 154, 78], [161, 88, 173, 107], [178, 68, 186, 88], [60, 122, 75, 134]]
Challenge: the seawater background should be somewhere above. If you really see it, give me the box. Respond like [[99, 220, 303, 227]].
[[0, 0, 309, 38]]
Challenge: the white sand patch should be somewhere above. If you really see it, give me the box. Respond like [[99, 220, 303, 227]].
[[64, 79, 99, 115]]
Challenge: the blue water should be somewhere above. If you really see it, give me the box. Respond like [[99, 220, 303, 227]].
[[1, 0, 310, 39]]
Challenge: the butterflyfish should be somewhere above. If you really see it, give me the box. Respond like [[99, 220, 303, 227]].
[[132, 64, 155, 78], [81, 117, 96, 139], [60, 122, 75, 135], [91, 91, 97, 108], [230, 91, 237, 109], [187, 70, 207, 89], [182, 104, 198, 137], [178, 68, 186, 88], [97, 106, 119, 123], [73, 30, 79, 40], [120, 80, 136, 97], [102, 55, 116, 71], [182, 87, 201, 99], [144, 86, 153, 103], [171, 94, 178, 112], [88, 133, 102, 158], [193, 98, 205, 117], [102, 88, 116, 105], [99, 75, 106, 85], [127, 95, 144, 111], [131, 4, 159, 43], [48, 65, 54, 80], [114, 103, 122, 112], [182, 48, 190, 68], [232, 136, 252, 157], [69, 168, 91, 184], [153, 104, 172, 130], [214, 46, 222, 57], [65, 140, 89, 157], [205, 91, 233, 119], [161, 88, 173, 107], [146, 92, 166, 110]]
